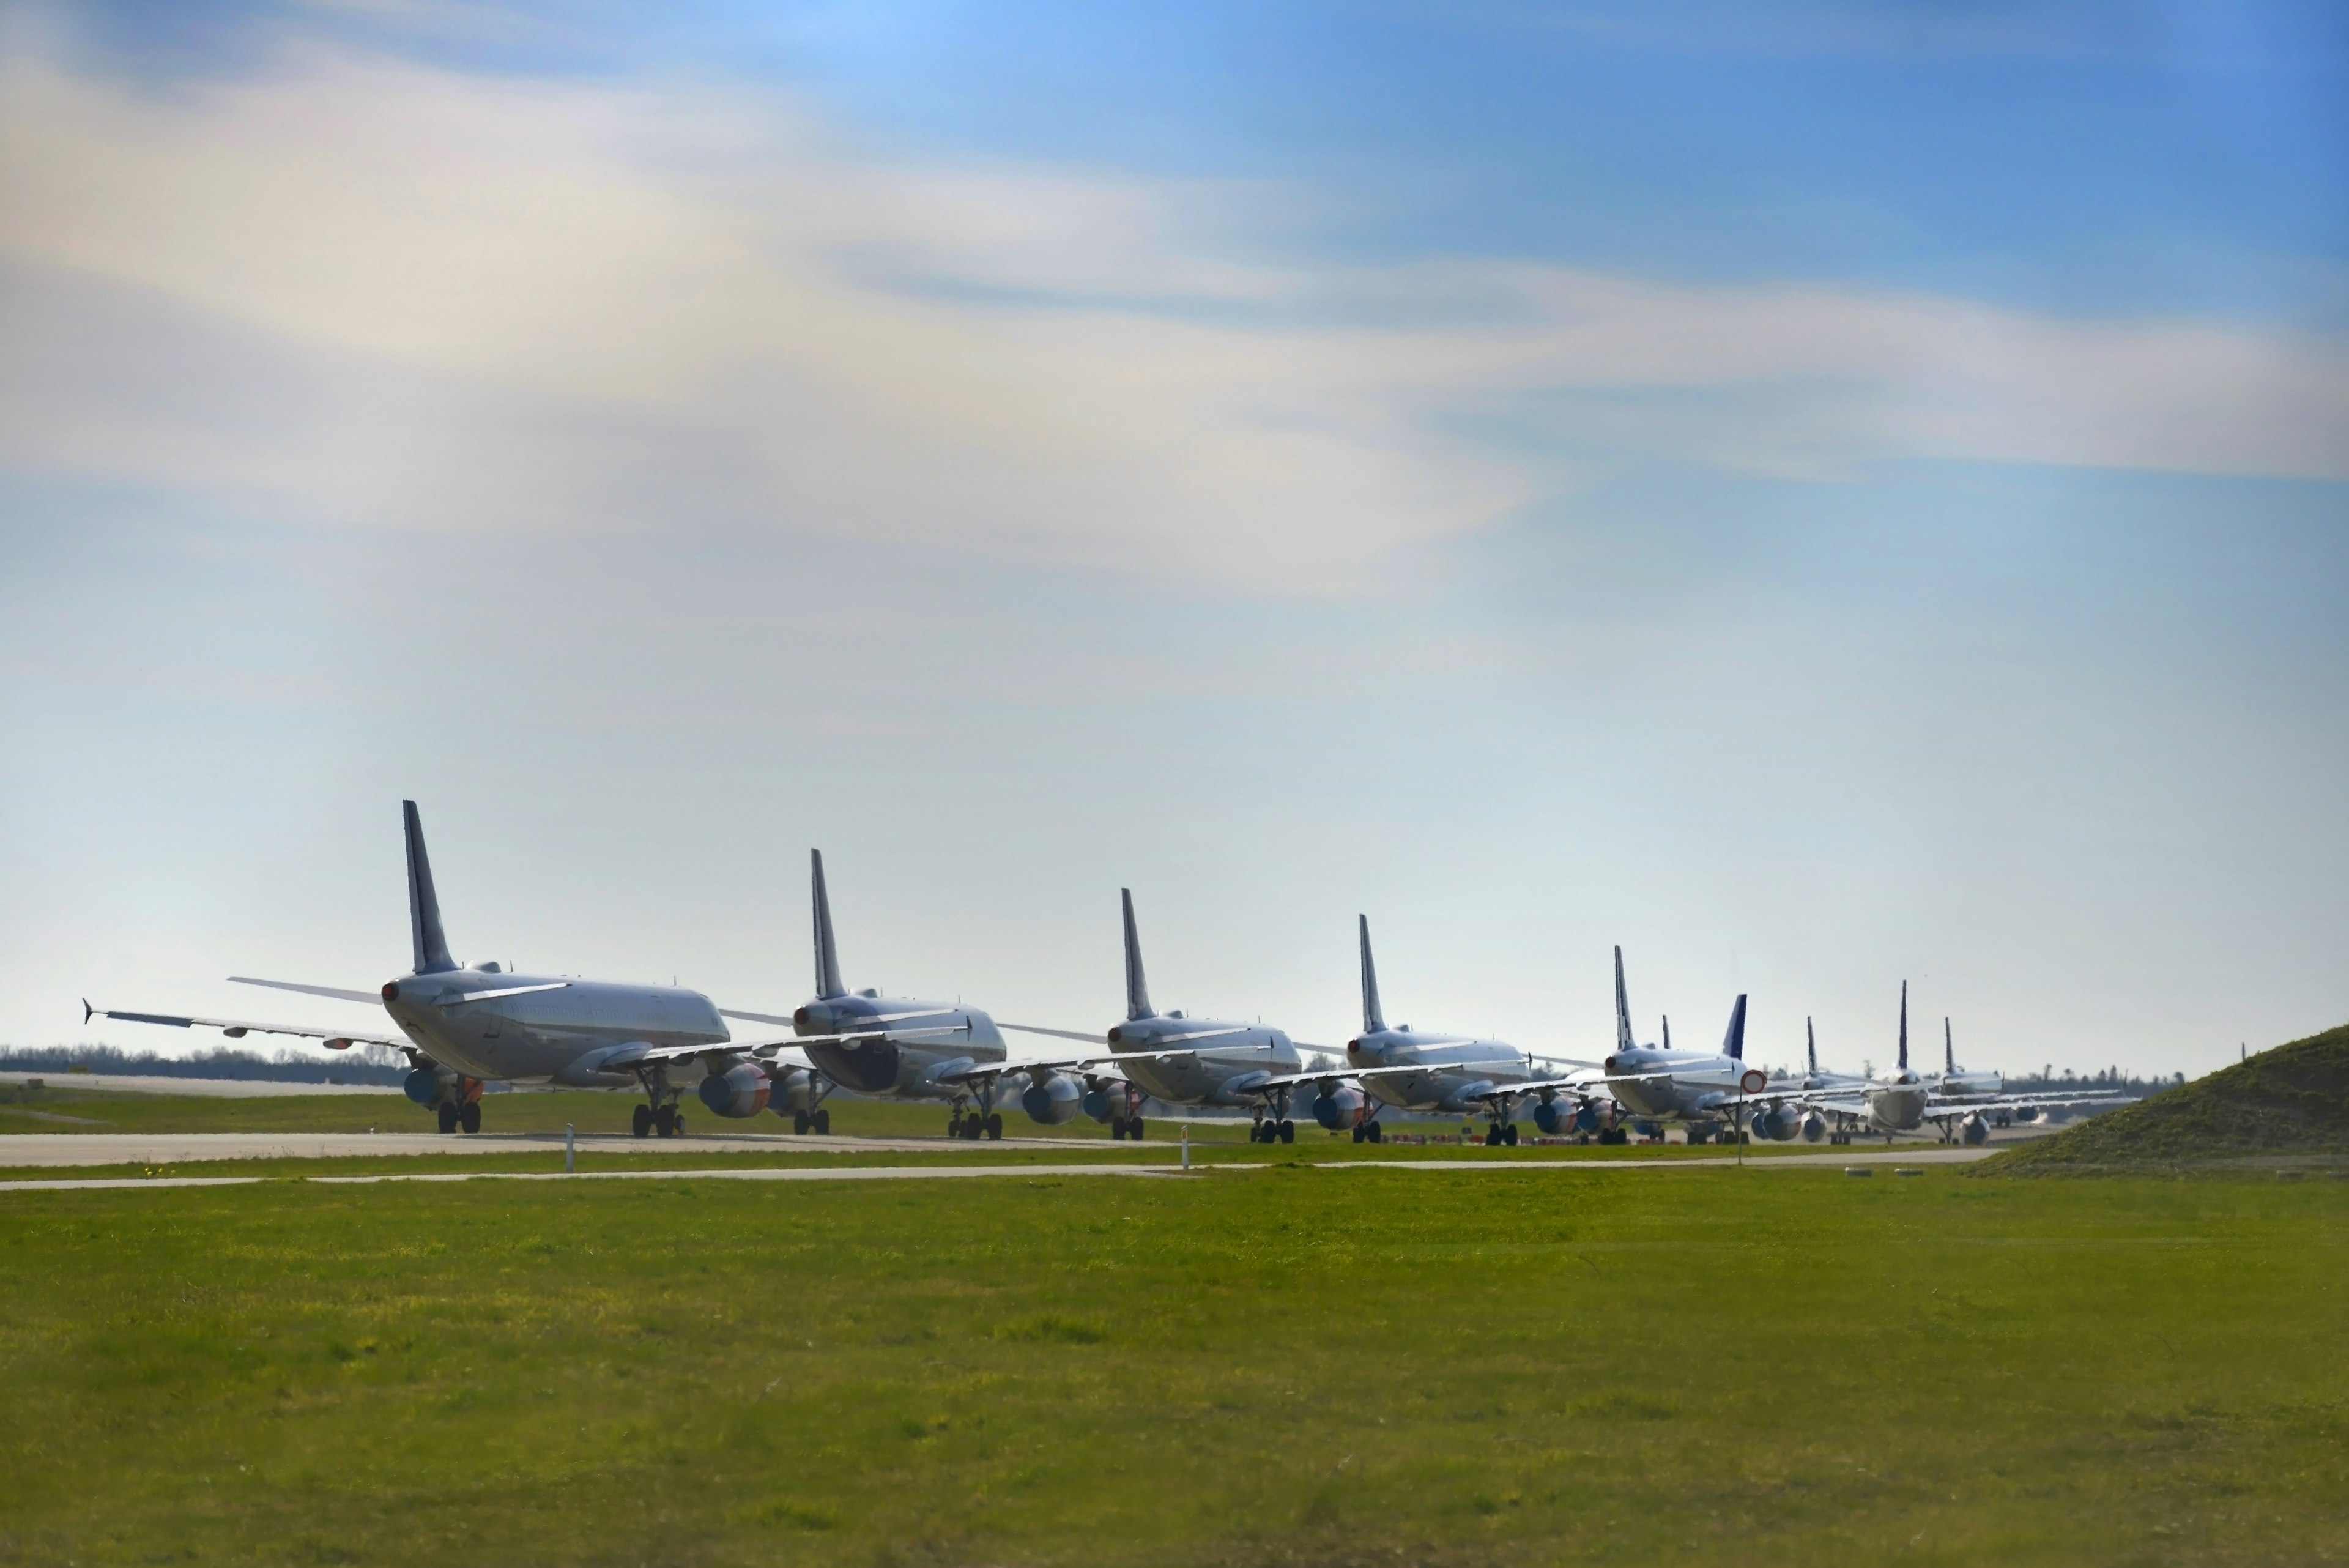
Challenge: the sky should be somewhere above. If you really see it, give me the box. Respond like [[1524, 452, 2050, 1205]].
[[2, 0, 2344, 1077]]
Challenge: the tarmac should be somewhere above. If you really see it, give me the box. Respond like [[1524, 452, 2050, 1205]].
[[0, 1138, 1998, 1191]]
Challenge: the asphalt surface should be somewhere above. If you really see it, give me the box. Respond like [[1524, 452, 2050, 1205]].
[[0, 1142, 1999, 1192]]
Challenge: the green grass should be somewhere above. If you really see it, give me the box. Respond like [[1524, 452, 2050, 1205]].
[[1, 1166, 2341, 1565], [1978, 1021, 2349, 1176]]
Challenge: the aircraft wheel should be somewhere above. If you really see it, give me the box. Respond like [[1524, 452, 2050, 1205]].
[[437, 1101, 459, 1134], [1351, 1125, 1365, 1144], [1502, 1123, 1518, 1147], [813, 1109, 830, 1135], [986, 1113, 1004, 1140], [1367, 1122, 1383, 1143], [1110, 1117, 1129, 1140], [459, 1101, 481, 1135], [1129, 1118, 1143, 1140], [632, 1104, 653, 1138], [948, 1115, 963, 1139], [655, 1105, 676, 1138], [794, 1110, 811, 1135], [672, 1113, 686, 1137], [1278, 1121, 1295, 1144]]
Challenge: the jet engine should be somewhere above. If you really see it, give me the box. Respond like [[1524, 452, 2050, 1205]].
[[696, 1061, 771, 1119], [1021, 1071, 1082, 1124], [765, 1066, 820, 1115], [1310, 1082, 1365, 1131], [1532, 1095, 1585, 1135], [403, 1066, 447, 1107], [1750, 1104, 1802, 1142], [1800, 1111, 1827, 1143], [1080, 1080, 1126, 1123], [1958, 1112, 1989, 1146]]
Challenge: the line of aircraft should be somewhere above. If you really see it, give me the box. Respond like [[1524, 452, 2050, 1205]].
[[84, 803, 2119, 1145]]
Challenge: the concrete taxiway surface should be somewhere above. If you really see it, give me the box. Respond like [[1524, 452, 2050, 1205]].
[[0, 1142, 1999, 1192], [1, 1072, 405, 1098], [0, 1129, 1152, 1167]]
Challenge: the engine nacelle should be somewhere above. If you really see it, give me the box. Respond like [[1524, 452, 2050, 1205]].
[[1800, 1111, 1826, 1142], [1532, 1096, 1578, 1135], [765, 1066, 819, 1115], [1310, 1083, 1365, 1130], [1959, 1112, 1989, 1146], [1750, 1104, 1801, 1142], [1080, 1083, 1123, 1123], [697, 1061, 771, 1119], [403, 1066, 445, 1107], [1021, 1072, 1082, 1124]]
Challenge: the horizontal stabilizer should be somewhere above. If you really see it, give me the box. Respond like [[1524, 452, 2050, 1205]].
[[230, 977, 384, 1006]]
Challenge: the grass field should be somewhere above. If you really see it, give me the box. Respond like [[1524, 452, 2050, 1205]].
[[2, 1164, 2341, 1566]]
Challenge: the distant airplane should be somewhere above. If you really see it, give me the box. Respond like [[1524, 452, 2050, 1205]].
[[83, 801, 859, 1137], [1275, 915, 1595, 1146], [1590, 976, 1764, 1143], [1002, 889, 1311, 1142], [1934, 1018, 2003, 1100], [721, 850, 1026, 1137]]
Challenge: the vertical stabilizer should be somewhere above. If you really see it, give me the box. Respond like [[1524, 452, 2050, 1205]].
[[1898, 981, 1910, 1072], [1358, 915, 1386, 1034], [1721, 995, 1748, 1060], [1807, 1017, 1817, 1077], [1613, 946, 1635, 1052], [402, 801, 457, 975], [1945, 1017, 1955, 1074], [1121, 888, 1154, 1021], [1661, 1015, 1671, 1052], [811, 850, 846, 999]]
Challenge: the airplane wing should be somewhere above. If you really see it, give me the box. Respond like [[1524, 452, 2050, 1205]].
[[721, 1006, 962, 1028], [998, 1022, 1107, 1045], [229, 976, 386, 1005], [1252, 1059, 1525, 1091], [84, 1001, 415, 1055]]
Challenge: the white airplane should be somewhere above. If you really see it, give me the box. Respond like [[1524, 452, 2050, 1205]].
[[1934, 1018, 2003, 1100], [1589, 983, 1765, 1145], [1269, 916, 1604, 1147]]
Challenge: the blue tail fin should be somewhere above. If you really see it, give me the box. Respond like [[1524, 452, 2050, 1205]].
[[1358, 915, 1386, 1034], [1121, 889, 1154, 1021], [1721, 995, 1748, 1060], [811, 850, 846, 999], [1807, 1017, 1817, 1076], [402, 801, 457, 975], [1945, 1017, 1954, 1074]]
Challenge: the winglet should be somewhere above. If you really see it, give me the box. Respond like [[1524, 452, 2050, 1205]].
[[1613, 946, 1635, 1053], [1121, 888, 1154, 1022], [403, 801, 458, 975], [1898, 981, 1910, 1072], [811, 850, 846, 1000], [1358, 915, 1386, 1035], [81, 998, 93, 1025], [1721, 995, 1748, 1061]]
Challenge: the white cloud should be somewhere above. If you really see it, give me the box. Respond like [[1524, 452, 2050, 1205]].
[[2, 46, 2343, 592]]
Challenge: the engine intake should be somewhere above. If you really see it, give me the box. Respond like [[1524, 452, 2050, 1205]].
[[697, 1061, 772, 1119]]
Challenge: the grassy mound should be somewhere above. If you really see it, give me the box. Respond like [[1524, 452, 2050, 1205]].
[[1976, 1020, 2349, 1175]]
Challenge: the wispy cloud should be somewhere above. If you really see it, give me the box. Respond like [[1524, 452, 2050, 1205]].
[[3, 44, 2343, 591]]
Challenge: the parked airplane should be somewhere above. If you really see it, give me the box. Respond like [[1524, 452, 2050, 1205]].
[[1594, 984, 1765, 1143], [1001, 890, 1308, 1142], [81, 801, 888, 1137], [720, 850, 1017, 1137], [1935, 1019, 2003, 1100], [1285, 916, 1592, 1146]]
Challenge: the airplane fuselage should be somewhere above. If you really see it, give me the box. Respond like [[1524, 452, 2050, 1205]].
[[1603, 1048, 1750, 1123], [1106, 1014, 1299, 1106], [1348, 1028, 1527, 1112], [380, 967, 730, 1085], [794, 991, 1006, 1099]]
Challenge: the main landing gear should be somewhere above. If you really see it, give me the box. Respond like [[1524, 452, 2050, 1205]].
[[1351, 1120, 1384, 1144], [1110, 1115, 1146, 1140], [948, 1110, 1004, 1140], [792, 1108, 833, 1135], [1250, 1118, 1296, 1145], [1483, 1121, 1520, 1147], [432, 1080, 485, 1134], [631, 1102, 688, 1138]]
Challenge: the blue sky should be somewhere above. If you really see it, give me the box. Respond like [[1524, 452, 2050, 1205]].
[[2, 0, 2344, 1074]]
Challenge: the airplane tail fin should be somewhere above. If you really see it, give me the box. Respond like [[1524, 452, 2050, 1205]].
[[1721, 995, 1748, 1060], [1661, 1014, 1671, 1052], [1358, 915, 1386, 1034], [1612, 946, 1635, 1053], [402, 801, 457, 975], [811, 850, 846, 999], [1121, 888, 1154, 1021], [1807, 1017, 1817, 1076], [1898, 981, 1910, 1072]]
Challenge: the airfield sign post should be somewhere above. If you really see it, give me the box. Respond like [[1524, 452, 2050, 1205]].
[[565, 1123, 575, 1173]]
